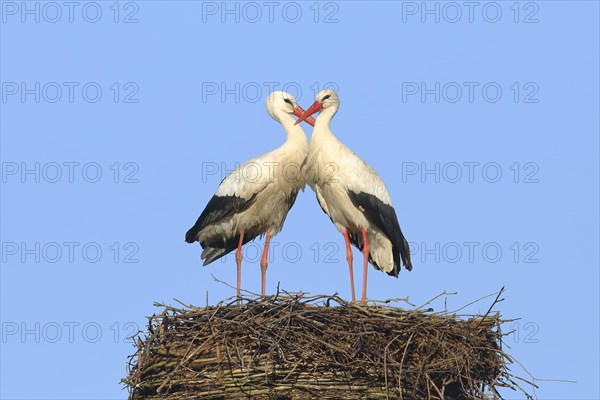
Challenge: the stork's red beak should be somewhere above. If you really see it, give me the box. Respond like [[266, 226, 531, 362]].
[[293, 106, 316, 127], [294, 101, 323, 125]]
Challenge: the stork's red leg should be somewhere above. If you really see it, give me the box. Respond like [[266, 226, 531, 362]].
[[343, 229, 356, 302], [360, 227, 370, 305], [260, 232, 272, 298], [235, 229, 245, 302]]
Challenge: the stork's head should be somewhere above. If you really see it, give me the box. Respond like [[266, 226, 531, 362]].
[[265, 91, 315, 126], [294, 89, 340, 125]]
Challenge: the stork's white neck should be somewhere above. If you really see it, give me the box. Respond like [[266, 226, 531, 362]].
[[311, 107, 337, 141], [279, 113, 309, 147]]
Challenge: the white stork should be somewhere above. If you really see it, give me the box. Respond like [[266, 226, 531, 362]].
[[295, 89, 412, 304], [186, 91, 315, 298]]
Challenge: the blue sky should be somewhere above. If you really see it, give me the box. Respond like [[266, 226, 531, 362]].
[[1, 1, 599, 399]]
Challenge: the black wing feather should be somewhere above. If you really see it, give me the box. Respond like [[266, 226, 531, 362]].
[[347, 191, 412, 276], [185, 194, 258, 243]]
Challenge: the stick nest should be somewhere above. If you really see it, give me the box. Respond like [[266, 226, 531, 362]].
[[123, 291, 534, 399]]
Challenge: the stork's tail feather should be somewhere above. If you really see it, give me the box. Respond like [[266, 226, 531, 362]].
[[201, 246, 227, 266], [196, 233, 258, 266], [387, 261, 400, 278]]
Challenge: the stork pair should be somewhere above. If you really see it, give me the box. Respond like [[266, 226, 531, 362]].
[[186, 90, 412, 304]]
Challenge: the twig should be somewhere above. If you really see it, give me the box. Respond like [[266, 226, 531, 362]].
[[416, 290, 457, 311], [475, 286, 505, 329]]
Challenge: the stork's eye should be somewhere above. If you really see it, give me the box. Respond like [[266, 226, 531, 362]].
[[322, 94, 331, 101], [283, 98, 293, 105]]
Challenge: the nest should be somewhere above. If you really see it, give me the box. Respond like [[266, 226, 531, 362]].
[[123, 290, 535, 399]]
